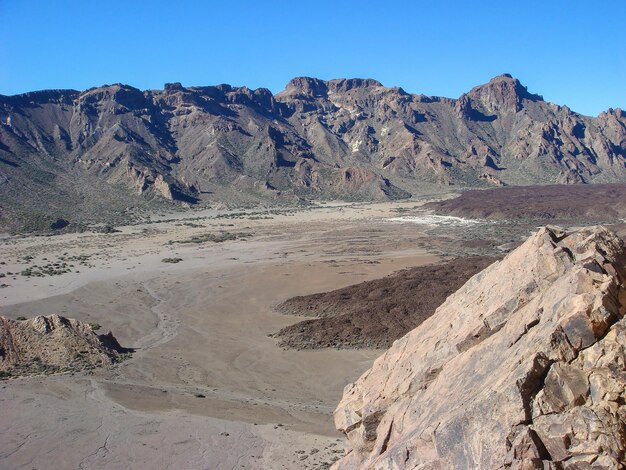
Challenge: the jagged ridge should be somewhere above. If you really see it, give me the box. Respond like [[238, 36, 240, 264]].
[[1, 75, 626, 230]]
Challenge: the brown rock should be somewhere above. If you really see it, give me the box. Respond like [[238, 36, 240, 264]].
[[0, 314, 129, 377], [332, 226, 626, 469], [537, 363, 589, 413]]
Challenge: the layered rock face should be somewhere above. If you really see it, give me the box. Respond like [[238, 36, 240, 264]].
[[2, 75, 626, 230], [333, 226, 626, 469], [0, 314, 128, 376]]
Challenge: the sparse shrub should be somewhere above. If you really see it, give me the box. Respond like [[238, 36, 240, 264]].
[[162, 257, 183, 263], [167, 231, 250, 245], [101, 225, 121, 233], [50, 218, 69, 230]]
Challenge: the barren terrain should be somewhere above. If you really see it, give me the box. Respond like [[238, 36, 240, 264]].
[[425, 183, 626, 222], [274, 256, 497, 349], [2, 185, 626, 469], [1, 201, 443, 469]]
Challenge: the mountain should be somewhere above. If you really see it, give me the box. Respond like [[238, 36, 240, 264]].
[[1, 75, 626, 230], [333, 226, 626, 469]]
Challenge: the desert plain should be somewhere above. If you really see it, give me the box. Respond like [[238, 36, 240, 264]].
[[0, 200, 451, 469]]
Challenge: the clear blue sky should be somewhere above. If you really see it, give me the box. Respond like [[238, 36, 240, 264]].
[[1, 0, 624, 116]]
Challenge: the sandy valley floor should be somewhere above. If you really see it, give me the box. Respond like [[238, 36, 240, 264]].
[[0, 201, 441, 469]]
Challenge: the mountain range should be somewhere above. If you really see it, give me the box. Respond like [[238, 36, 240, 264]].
[[1, 74, 625, 231]]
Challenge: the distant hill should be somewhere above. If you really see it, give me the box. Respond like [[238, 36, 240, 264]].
[[1, 74, 625, 231]]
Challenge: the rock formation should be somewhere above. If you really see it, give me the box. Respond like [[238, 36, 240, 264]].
[[2, 75, 626, 231], [333, 226, 626, 469], [274, 256, 497, 349], [0, 314, 129, 377]]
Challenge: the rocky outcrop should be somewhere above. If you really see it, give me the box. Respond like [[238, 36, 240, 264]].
[[464, 73, 544, 114], [0, 314, 129, 377], [333, 226, 626, 469]]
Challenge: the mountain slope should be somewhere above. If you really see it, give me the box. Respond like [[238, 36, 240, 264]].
[[1, 75, 626, 230]]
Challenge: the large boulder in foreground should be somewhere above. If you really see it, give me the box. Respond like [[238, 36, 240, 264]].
[[333, 226, 626, 469], [0, 314, 129, 377]]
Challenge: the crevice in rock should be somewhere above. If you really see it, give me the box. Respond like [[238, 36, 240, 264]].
[[362, 411, 385, 442], [511, 313, 542, 347], [379, 419, 394, 454], [546, 227, 569, 243], [518, 353, 555, 422], [529, 429, 554, 461], [559, 245, 575, 262], [570, 301, 625, 362], [456, 321, 505, 353]]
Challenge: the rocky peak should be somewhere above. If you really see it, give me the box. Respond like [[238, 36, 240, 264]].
[[280, 76, 329, 98], [279, 77, 384, 99], [164, 82, 186, 92], [248, 87, 275, 109], [223, 86, 276, 109], [599, 107, 626, 124], [333, 225, 626, 469], [465, 73, 544, 113], [76, 84, 147, 110]]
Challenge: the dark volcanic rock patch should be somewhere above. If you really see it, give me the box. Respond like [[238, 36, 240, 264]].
[[273, 256, 497, 349], [425, 183, 626, 221]]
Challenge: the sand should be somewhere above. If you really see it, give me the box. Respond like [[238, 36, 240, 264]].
[[0, 201, 439, 469]]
